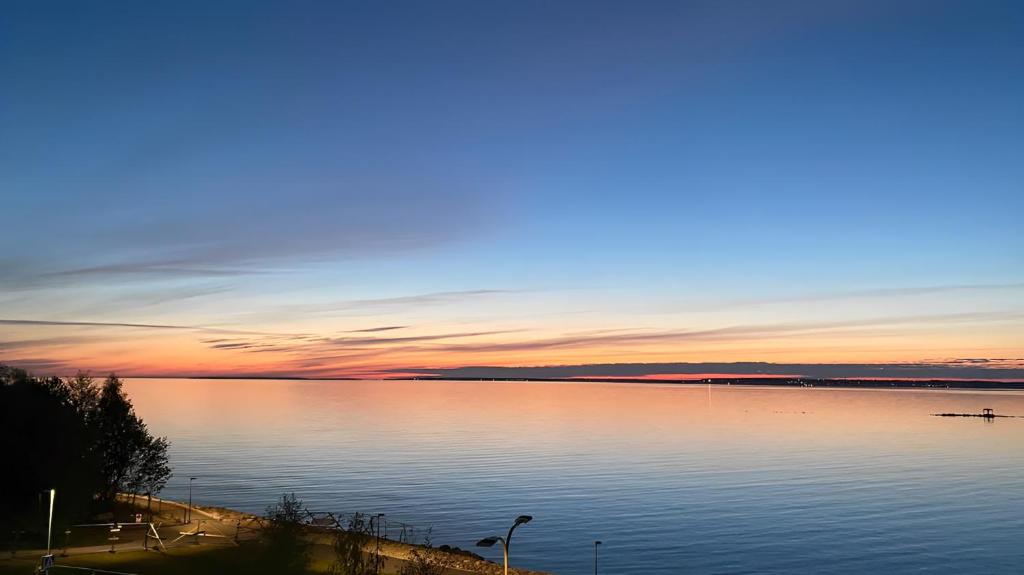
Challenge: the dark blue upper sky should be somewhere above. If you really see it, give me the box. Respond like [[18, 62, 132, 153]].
[[2, 1, 1022, 376]]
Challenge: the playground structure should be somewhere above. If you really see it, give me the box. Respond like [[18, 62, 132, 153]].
[[167, 518, 238, 547], [18, 495, 441, 575], [58, 505, 426, 555], [64, 523, 167, 554]]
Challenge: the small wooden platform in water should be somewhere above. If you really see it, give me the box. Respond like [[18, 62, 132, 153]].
[[931, 408, 1019, 419]]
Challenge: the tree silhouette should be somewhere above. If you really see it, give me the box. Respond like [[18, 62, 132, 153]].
[[0, 366, 171, 537], [261, 493, 312, 575], [93, 375, 172, 505]]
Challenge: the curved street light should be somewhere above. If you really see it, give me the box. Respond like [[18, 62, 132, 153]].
[[187, 477, 197, 524], [594, 540, 602, 575], [476, 515, 532, 575]]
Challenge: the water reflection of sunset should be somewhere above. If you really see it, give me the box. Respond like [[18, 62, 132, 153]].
[[127, 379, 1024, 455], [125, 378, 1024, 574]]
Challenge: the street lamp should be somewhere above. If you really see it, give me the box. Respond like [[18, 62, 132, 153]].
[[187, 477, 197, 524], [39, 489, 55, 575], [594, 540, 602, 575], [375, 513, 385, 575], [46, 489, 55, 556], [476, 515, 532, 575]]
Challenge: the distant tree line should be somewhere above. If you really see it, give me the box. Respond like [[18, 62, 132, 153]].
[[0, 365, 171, 534]]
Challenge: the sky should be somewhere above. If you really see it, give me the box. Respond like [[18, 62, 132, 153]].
[[2, 0, 1022, 379]]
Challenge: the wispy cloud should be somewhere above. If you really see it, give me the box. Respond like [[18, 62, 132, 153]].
[[312, 290, 513, 312], [0, 318, 310, 337], [209, 342, 276, 350], [413, 311, 1023, 355], [0, 335, 101, 351], [45, 262, 263, 279], [0, 319, 200, 330], [686, 282, 1024, 311], [175, 311, 1024, 378], [112, 284, 231, 307], [248, 290, 518, 320], [347, 325, 409, 333], [1, 357, 76, 373], [323, 330, 517, 347], [200, 329, 519, 356], [5, 309, 1020, 379], [5, 179, 492, 287]]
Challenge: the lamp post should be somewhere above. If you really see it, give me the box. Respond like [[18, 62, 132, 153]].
[[39, 489, 55, 575], [187, 477, 197, 524], [46, 489, 55, 556], [476, 515, 533, 575], [375, 513, 385, 575], [594, 540, 602, 575]]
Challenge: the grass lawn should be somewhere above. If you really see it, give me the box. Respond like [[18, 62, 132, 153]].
[[0, 543, 344, 575]]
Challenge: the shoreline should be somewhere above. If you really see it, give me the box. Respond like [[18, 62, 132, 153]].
[[395, 376, 1024, 390], [2, 495, 552, 575], [122, 495, 552, 575], [126, 375, 1024, 391]]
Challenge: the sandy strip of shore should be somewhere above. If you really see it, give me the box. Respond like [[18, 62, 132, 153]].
[[119, 494, 552, 575]]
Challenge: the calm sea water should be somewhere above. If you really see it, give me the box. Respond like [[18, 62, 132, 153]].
[[125, 379, 1024, 574]]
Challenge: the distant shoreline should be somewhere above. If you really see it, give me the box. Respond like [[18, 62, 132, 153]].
[[130, 375, 1024, 390], [395, 376, 1024, 390]]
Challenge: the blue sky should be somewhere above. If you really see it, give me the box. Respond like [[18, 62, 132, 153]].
[[1, 1, 1022, 377]]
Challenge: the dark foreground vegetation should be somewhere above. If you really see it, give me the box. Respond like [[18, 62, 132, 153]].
[[261, 493, 458, 575], [0, 365, 171, 544], [0, 491, 482, 575]]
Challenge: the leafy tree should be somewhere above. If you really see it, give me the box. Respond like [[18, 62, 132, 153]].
[[0, 366, 171, 537], [262, 493, 312, 575], [67, 372, 100, 417], [95, 375, 144, 501], [0, 367, 101, 533], [126, 434, 172, 504], [92, 375, 172, 505]]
